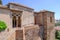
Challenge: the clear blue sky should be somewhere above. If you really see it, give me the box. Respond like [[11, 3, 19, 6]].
[[2, 0, 60, 20]]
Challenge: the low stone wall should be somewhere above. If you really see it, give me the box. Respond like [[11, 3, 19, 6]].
[[23, 25, 41, 40], [0, 25, 41, 40], [7, 31, 15, 40]]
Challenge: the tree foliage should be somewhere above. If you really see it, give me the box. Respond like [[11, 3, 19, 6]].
[[0, 0, 2, 5], [55, 23, 60, 26], [0, 21, 7, 32], [55, 30, 60, 39]]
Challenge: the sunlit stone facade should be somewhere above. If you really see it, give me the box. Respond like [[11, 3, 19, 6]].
[[0, 3, 55, 40]]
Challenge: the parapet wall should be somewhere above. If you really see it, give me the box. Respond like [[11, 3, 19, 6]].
[[23, 25, 41, 40], [15, 25, 41, 40]]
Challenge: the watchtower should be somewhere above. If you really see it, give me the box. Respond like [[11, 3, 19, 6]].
[[34, 10, 55, 40]]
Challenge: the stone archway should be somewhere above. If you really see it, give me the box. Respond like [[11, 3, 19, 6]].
[[12, 16, 17, 27], [12, 15, 21, 27], [12, 11, 22, 28], [18, 16, 21, 27]]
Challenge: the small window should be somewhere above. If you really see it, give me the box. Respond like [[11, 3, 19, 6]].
[[50, 17, 52, 23]]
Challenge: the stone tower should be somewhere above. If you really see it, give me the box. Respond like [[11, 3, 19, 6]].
[[34, 10, 55, 40]]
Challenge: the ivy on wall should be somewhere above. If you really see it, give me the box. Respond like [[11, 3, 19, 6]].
[[0, 21, 7, 32]]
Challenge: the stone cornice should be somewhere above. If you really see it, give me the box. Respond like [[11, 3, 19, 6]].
[[0, 5, 22, 12], [8, 2, 34, 10], [39, 10, 54, 13]]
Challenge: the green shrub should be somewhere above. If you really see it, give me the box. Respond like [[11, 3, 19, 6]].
[[0, 21, 7, 32], [55, 30, 60, 40]]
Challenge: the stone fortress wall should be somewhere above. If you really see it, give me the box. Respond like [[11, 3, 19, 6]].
[[0, 3, 55, 40]]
